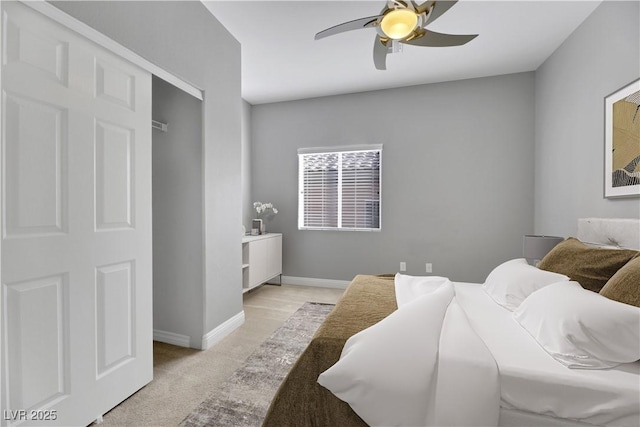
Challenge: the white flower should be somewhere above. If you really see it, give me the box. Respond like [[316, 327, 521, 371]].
[[253, 201, 278, 219]]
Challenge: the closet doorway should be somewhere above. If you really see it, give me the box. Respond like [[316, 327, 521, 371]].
[[151, 77, 204, 349]]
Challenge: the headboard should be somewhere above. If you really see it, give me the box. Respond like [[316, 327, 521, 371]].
[[577, 218, 640, 250]]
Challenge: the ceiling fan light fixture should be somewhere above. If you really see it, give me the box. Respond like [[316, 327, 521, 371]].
[[380, 9, 418, 40]]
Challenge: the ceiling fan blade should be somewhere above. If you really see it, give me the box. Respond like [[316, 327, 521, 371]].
[[415, 0, 435, 14], [315, 15, 381, 40], [373, 35, 388, 70], [402, 29, 477, 47], [423, 0, 458, 26]]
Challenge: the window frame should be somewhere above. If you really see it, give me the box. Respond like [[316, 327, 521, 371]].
[[297, 144, 382, 232]]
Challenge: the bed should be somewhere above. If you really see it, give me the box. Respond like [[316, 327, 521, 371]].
[[263, 218, 640, 427]]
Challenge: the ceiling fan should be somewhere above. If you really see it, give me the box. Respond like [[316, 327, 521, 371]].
[[315, 0, 478, 70]]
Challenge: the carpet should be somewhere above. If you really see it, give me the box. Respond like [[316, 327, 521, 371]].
[[180, 302, 334, 427]]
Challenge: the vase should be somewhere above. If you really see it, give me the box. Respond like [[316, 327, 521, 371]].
[[260, 222, 266, 234], [251, 219, 262, 235]]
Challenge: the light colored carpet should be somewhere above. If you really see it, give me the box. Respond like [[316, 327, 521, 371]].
[[180, 302, 334, 427], [95, 284, 344, 426]]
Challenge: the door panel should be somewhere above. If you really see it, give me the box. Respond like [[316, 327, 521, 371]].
[[95, 120, 134, 229], [5, 274, 69, 411], [95, 59, 135, 110], [3, 93, 67, 237], [1, 2, 152, 425], [3, 15, 69, 86], [96, 261, 135, 377]]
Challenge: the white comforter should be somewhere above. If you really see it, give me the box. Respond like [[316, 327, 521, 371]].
[[317, 277, 500, 427]]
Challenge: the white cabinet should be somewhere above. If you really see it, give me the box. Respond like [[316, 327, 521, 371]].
[[242, 233, 282, 292]]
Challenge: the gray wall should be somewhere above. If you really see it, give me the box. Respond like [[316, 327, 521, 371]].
[[241, 100, 253, 231], [152, 77, 203, 346], [53, 1, 243, 345], [251, 72, 536, 283], [535, 1, 640, 237]]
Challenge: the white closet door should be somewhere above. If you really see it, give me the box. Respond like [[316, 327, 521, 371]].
[[1, 2, 152, 425]]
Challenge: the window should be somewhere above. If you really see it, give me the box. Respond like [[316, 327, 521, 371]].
[[298, 145, 381, 231]]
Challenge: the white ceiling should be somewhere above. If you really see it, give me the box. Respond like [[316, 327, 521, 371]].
[[202, 0, 601, 105]]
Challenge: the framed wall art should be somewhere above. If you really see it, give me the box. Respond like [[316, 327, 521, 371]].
[[605, 78, 640, 198]]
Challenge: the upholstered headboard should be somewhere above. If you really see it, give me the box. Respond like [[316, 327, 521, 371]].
[[577, 218, 640, 250]]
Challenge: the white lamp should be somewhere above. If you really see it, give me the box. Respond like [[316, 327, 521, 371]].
[[523, 235, 564, 265]]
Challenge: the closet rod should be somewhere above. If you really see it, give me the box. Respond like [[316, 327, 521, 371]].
[[152, 119, 168, 132]]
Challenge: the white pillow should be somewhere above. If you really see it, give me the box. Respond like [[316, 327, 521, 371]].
[[394, 273, 451, 307], [513, 281, 640, 369], [482, 258, 569, 311], [317, 282, 455, 426]]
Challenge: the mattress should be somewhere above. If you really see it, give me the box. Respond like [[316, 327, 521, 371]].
[[454, 282, 640, 427]]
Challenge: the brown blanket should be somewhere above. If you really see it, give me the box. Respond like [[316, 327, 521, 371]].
[[263, 275, 398, 427]]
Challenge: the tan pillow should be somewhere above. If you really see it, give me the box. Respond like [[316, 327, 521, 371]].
[[600, 257, 640, 307], [538, 237, 639, 292]]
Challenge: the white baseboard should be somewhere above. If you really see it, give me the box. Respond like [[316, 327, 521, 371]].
[[201, 310, 245, 350], [153, 329, 191, 348], [281, 275, 350, 289]]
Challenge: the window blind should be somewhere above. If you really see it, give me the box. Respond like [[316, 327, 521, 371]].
[[298, 146, 381, 231]]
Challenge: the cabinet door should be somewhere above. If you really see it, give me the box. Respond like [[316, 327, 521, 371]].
[[247, 238, 268, 288], [266, 235, 282, 280]]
